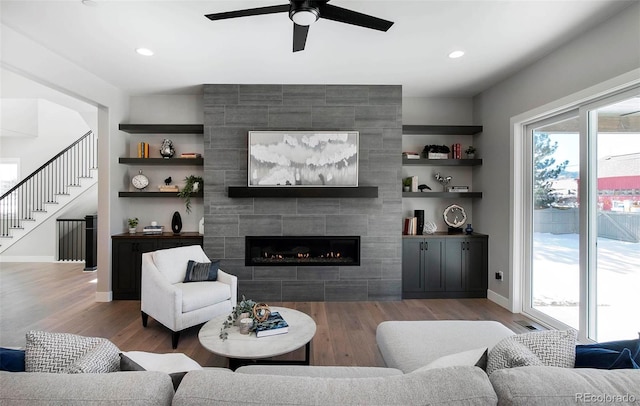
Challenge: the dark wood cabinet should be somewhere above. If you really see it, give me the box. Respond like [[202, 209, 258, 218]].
[[402, 237, 445, 296], [111, 232, 203, 300], [402, 234, 487, 299]]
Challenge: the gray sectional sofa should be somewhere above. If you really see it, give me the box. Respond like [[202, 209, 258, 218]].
[[2, 320, 639, 405]]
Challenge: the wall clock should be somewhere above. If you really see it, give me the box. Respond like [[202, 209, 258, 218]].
[[443, 204, 467, 231], [131, 170, 149, 190]]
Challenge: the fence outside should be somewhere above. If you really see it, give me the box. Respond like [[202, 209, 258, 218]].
[[534, 208, 640, 242]]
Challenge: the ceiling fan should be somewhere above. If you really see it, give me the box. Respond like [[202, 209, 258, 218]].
[[205, 0, 393, 52]]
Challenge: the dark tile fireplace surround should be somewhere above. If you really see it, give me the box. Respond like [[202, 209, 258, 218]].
[[203, 84, 402, 302]]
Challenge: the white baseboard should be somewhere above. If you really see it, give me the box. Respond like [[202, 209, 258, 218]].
[[95, 291, 112, 302], [0, 255, 55, 262], [487, 290, 511, 311]]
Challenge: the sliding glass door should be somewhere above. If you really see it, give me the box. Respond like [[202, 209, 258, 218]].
[[590, 96, 640, 341], [524, 90, 640, 342]]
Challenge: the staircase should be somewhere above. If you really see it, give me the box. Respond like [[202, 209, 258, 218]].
[[0, 131, 98, 254]]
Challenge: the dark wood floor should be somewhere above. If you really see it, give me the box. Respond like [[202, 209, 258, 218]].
[[0, 262, 534, 368]]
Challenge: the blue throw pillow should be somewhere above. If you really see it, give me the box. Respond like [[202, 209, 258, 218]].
[[0, 347, 26, 372], [575, 338, 640, 369], [183, 260, 219, 283]]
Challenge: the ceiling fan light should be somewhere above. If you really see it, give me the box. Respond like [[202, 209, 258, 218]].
[[290, 9, 319, 26]]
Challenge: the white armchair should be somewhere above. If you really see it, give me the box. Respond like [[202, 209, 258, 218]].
[[141, 245, 237, 349]]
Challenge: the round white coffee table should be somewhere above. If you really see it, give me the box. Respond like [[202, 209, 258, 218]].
[[199, 306, 317, 370]]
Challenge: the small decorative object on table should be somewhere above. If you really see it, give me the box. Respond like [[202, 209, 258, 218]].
[[435, 172, 453, 192], [160, 139, 175, 158], [443, 204, 467, 234], [127, 217, 139, 234], [220, 296, 258, 340], [423, 144, 450, 159], [424, 221, 437, 235], [131, 170, 149, 190], [239, 318, 253, 335], [465, 224, 474, 235], [171, 211, 182, 234], [465, 146, 476, 159]]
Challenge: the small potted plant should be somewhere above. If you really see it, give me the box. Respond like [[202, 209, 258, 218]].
[[465, 146, 476, 159], [178, 175, 204, 214], [220, 296, 258, 340], [402, 177, 412, 192], [127, 217, 139, 234]]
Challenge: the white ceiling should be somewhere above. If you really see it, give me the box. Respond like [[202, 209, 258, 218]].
[[0, 0, 636, 98]]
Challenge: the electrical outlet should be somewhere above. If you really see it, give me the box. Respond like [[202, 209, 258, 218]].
[[495, 271, 503, 281]]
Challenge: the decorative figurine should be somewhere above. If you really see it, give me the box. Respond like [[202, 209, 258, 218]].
[[435, 172, 453, 191], [160, 139, 175, 158]]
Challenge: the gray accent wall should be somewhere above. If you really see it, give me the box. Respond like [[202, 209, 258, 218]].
[[203, 84, 402, 301]]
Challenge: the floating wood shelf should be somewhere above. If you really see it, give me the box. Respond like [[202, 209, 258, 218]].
[[402, 125, 483, 135], [228, 186, 378, 198], [118, 124, 204, 134], [118, 157, 203, 165], [402, 158, 482, 166], [118, 191, 203, 198], [402, 192, 482, 198]]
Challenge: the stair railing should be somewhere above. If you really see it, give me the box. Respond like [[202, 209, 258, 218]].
[[0, 130, 97, 237]]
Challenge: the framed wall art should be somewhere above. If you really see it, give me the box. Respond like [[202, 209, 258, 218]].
[[248, 131, 359, 187]]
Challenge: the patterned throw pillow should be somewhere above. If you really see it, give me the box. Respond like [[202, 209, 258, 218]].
[[25, 331, 120, 373], [183, 260, 219, 282], [487, 329, 577, 375]]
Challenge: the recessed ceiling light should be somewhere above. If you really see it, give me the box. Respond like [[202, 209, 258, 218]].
[[448, 50, 465, 59], [136, 48, 154, 56]]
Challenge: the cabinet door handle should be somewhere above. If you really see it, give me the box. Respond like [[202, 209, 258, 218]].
[[425, 241, 428, 250], [420, 242, 423, 250]]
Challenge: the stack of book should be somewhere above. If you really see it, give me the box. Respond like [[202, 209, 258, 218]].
[[448, 186, 469, 193], [159, 185, 179, 192], [137, 142, 150, 158], [180, 152, 201, 158], [403, 217, 418, 235], [142, 225, 164, 235], [402, 151, 420, 159], [255, 312, 289, 338], [451, 143, 462, 159]]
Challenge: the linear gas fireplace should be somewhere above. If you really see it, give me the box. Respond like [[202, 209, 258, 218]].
[[245, 236, 360, 267]]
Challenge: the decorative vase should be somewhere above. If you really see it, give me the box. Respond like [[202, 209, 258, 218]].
[[465, 224, 473, 235], [128, 227, 136, 234], [192, 182, 200, 193], [403, 186, 410, 192], [171, 211, 182, 234], [199, 217, 204, 235], [160, 139, 175, 158], [466, 153, 475, 159]]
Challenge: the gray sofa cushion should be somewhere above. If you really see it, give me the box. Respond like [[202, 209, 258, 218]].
[[490, 366, 640, 406], [174, 366, 498, 405], [0, 370, 174, 405], [377, 320, 515, 373]]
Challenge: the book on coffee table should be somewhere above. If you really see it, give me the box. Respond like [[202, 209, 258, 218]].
[[255, 312, 289, 338]]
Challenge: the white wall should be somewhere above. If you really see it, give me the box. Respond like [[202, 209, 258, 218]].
[[1, 99, 91, 176], [473, 2, 640, 309], [1, 24, 129, 301]]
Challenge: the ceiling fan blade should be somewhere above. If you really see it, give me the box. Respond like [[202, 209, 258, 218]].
[[318, 4, 393, 31], [293, 23, 309, 52], [205, 4, 289, 21]]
